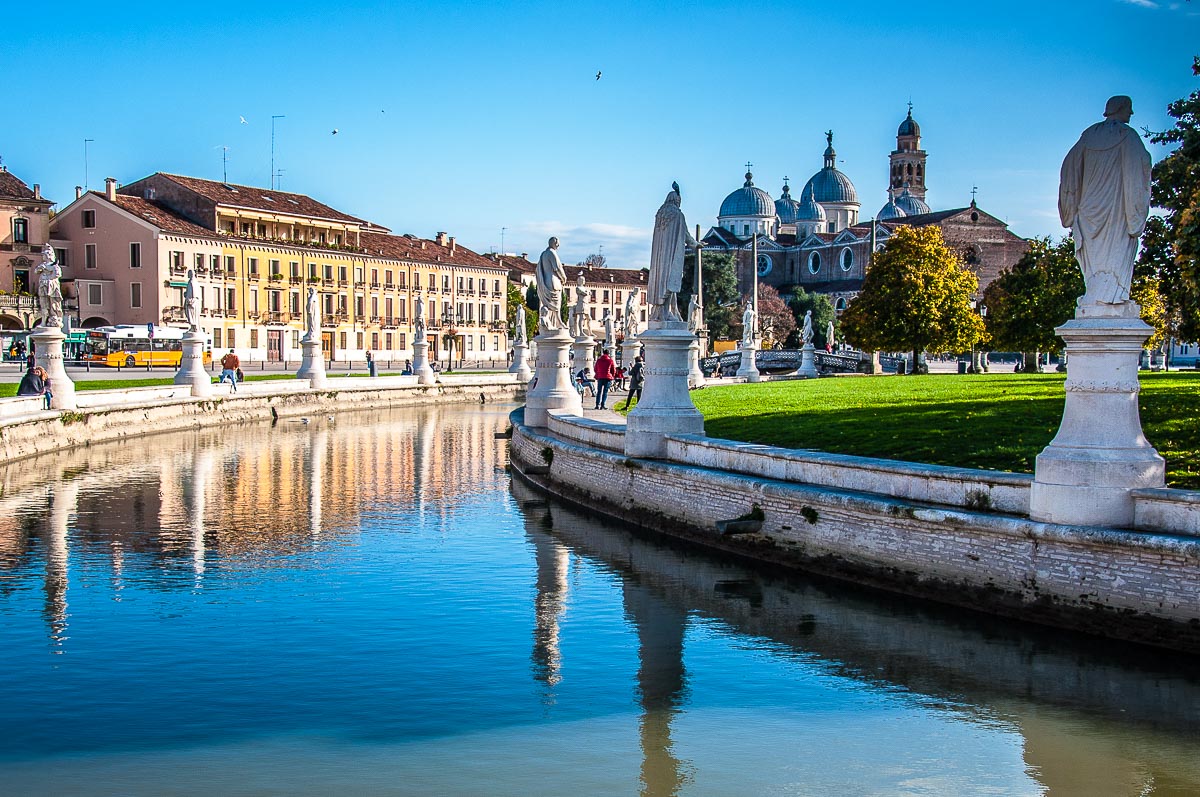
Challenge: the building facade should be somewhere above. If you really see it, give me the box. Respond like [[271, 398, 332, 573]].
[[0, 166, 54, 330]]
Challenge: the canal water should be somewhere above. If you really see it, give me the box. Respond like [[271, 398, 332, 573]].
[[0, 404, 1197, 796]]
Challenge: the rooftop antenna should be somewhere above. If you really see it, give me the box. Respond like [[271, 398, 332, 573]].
[[221, 146, 229, 184], [83, 138, 95, 190], [274, 169, 285, 190], [270, 115, 285, 190], [501, 226, 507, 255]]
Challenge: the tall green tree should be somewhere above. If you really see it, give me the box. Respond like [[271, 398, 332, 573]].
[[508, 282, 537, 343], [981, 236, 1083, 370], [840, 226, 985, 372], [681, 251, 739, 341], [1141, 57, 1200, 341], [784, 286, 837, 349]]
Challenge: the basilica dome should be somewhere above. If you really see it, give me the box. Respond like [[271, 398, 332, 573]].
[[803, 133, 858, 205], [898, 107, 921, 138], [894, 186, 930, 216], [719, 171, 776, 218], [877, 189, 906, 220], [796, 183, 826, 221], [774, 182, 800, 224]]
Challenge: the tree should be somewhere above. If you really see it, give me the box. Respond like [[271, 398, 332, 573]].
[[982, 236, 1083, 370], [784, 286, 836, 349], [1142, 57, 1200, 341], [581, 253, 607, 270], [680, 251, 739, 341], [508, 282, 537, 343], [733, 284, 795, 347], [840, 226, 985, 372]]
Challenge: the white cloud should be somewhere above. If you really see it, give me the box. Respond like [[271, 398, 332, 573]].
[[1119, 0, 1159, 8], [514, 221, 653, 268]]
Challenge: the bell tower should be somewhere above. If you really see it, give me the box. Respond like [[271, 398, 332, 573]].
[[889, 103, 927, 201]]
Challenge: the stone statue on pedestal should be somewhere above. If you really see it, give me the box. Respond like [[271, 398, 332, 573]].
[[1059, 95, 1152, 309], [688, 294, 703, 335], [826, 319, 835, 351], [568, 274, 587, 338], [304, 287, 320, 341], [184, 269, 200, 332], [742, 304, 756, 346], [414, 294, 426, 341], [35, 244, 63, 329], [603, 309, 615, 348], [537, 237, 568, 333], [802, 310, 814, 346], [514, 304, 527, 345], [647, 182, 697, 325], [623, 287, 640, 337]]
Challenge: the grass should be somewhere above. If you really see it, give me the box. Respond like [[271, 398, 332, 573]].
[[0, 371, 336, 398], [685, 372, 1199, 489]]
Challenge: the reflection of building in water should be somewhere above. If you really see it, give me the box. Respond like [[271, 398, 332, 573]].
[[515, 478, 1200, 797]]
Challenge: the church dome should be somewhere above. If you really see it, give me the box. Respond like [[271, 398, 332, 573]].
[[803, 132, 858, 204], [774, 181, 800, 224], [877, 189, 906, 220], [795, 183, 826, 222], [898, 107, 920, 138], [894, 186, 930, 216], [719, 171, 776, 218]]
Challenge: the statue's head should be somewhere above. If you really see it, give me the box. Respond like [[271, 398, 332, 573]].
[[577, 274, 586, 286], [187, 268, 194, 280], [1104, 95, 1133, 123], [548, 236, 559, 249], [664, 187, 681, 207]]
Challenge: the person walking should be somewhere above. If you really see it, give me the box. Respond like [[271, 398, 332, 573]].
[[622, 356, 644, 411], [219, 349, 240, 392], [593, 348, 616, 410]]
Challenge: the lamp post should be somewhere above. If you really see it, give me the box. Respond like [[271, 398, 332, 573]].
[[442, 308, 460, 372], [970, 301, 988, 374]]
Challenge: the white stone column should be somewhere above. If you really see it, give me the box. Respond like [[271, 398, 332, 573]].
[[736, 342, 760, 382], [174, 330, 212, 397], [1029, 315, 1165, 527], [296, 337, 328, 389], [509, 341, 532, 382], [410, 339, 436, 385], [31, 326, 76, 410], [625, 325, 704, 458], [526, 328, 582, 427], [571, 335, 596, 377], [687, 337, 705, 388], [797, 342, 818, 378]]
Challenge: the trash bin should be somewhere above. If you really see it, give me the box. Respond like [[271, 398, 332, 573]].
[[896, 359, 907, 375], [369, 361, 377, 377], [958, 361, 968, 374]]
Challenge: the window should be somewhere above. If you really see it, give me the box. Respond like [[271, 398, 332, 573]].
[[493, 335, 499, 351], [467, 336, 474, 352], [85, 244, 97, 269], [371, 332, 379, 350], [356, 331, 364, 349], [494, 280, 501, 294], [195, 253, 204, 270], [290, 261, 300, 278], [339, 331, 347, 349], [12, 218, 28, 243], [225, 255, 236, 273], [743, 224, 749, 236], [129, 242, 142, 269], [54, 248, 69, 267], [130, 282, 142, 308], [835, 297, 848, 312], [250, 329, 259, 348], [338, 266, 347, 283], [840, 248, 854, 272], [88, 283, 102, 305], [589, 290, 596, 301], [214, 328, 223, 348], [248, 258, 259, 276], [757, 254, 772, 277], [808, 252, 821, 275], [324, 264, 333, 280], [290, 292, 300, 314], [355, 296, 364, 317], [398, 333, 406, 350], [268, 291, 281, 312], [386, 333, 394, 350], [371, 269, 379, 285], [292, 330, 300, 348], [442, 275, 450, 290], [226, 287, 236, 309], [397, 271, 406, 288], [309, 263, 317, 279], [269, 259, 281, 277], [228, 329, 237, 348], [211, 255, 220, 272], [82, 210, 96, 229]]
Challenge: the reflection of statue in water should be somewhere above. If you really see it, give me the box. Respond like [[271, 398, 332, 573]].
[[624, 287, 640, 337], [414, 294, 426, 341], [303, 287, 320, 341], [536, 237, 568, 333], [742, 304, 756, 346], [568, 274, 588, 338], [514, 303, 527, 345], [647, 182, 697, 325], [35, 244, 63, 328], [1059, 95, 1152, 308], [801, 310, 814, 346], [184, 269, 200, 332]]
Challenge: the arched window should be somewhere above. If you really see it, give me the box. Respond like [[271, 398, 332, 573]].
[[840, 248, 853, 272], [808, 252, 821, 275], [757, 254, 772, 277], [835, 297, 847, 312], [906, 163, 914, 176]]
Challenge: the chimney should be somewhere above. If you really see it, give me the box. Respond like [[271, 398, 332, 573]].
[[75, 186, 83, 200], [33, 184, 41, 199], [435, 231, 448, 246], [105, 177, 117, 202], [449, 236, 456, 255]]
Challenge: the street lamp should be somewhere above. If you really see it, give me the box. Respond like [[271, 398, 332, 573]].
[[970, 301, 988, 374], [442, 308, 461, 372]]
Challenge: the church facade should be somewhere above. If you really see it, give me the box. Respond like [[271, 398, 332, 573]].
[[702, 108, 1028, 313]]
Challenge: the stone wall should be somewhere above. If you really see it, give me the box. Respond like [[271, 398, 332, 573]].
[[511, 411, 1200, 654]]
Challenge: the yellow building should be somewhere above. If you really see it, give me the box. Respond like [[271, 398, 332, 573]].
[[0, 165, 54, 333]]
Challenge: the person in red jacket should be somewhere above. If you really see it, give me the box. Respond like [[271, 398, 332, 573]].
[[592, 348, 616, 410]]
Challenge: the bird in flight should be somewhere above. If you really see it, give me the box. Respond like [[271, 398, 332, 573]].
[[332, 129, 339, 135], [595, 71, 602, 80], [239, 116, 248, 124]]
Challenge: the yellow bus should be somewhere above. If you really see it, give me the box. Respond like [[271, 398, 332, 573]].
[[85, 325, 212, 368]]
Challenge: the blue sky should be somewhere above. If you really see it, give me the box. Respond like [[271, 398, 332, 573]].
[[3, 0, 1196, 267]]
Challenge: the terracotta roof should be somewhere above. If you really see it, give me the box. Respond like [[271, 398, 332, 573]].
[[360, 231, 507, 271], [566, 265, 648, 285], [0, 169, 46, 202], [105, 194, 215, 237], [487, 253, 538, 274], [152, 173, 378, 227], [883, 207, 971, 226]]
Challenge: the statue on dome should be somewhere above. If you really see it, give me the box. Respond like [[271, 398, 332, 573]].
[[536, 237, 568, 333], [1058, 95, 1151, 310], [647, 182, 697, 326]]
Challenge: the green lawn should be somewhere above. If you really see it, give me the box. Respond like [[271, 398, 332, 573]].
[[686, 372, 1199, 489], [0, 371, 310, 398]]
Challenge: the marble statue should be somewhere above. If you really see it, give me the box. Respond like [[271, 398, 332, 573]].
[[603, 309, 615, 348], [802, 310, 814, 346], [514, 304, 527, 345], [826, 319, 835, 351], [536, 237, 568, 333], [647, 182, 697, 324], [742, 304, 757, 346], [623, 287, 640, 337], [687, 293, 703, 334], [304, 287, 320, 341], [414, 294, 426, 341], [34, 244, 63, 329], [568, 274, 588, 338], [184, 269, 200, 332], [1059, 95, 1152, 308]]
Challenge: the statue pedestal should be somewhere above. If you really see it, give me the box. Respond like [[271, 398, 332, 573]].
[[509, 341, 532, 382], [1029, 315, 1165, 527], [625, 325, 704, 458], [620, 337, 642, 369], [411, 340, 436, 385], [526, 329, 582, 427], [798, 343, 819, 378], [31, 325, 76, 410], [174, 330, 212, 397], [296, 337, 328, 388], [736, 342, 760, 382], [571, 335, 596, 376], [687, 338, 705, 388]]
